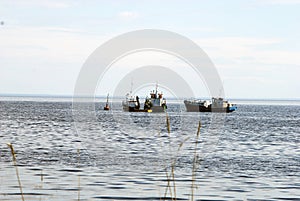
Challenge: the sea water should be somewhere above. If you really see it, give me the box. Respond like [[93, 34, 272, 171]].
[[0, 98, 299, 200]]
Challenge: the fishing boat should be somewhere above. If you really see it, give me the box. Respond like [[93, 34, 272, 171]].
[[143, 84, 167, 112], [122, 84, 167, 113], [122, 93, 152, 112], [103, 94, 110, 110], [184, 99, 210, 112], [184, 97, 237, 113]]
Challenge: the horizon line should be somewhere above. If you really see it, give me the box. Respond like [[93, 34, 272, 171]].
[[0, 93, 300, 101]]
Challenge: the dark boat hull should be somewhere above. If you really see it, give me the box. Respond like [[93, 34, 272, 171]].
[[184, 100, 210, 112], [128, 107, 152, 112], [184, 100, 237, 113]]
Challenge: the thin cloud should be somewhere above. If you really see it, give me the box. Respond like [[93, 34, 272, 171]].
[[2, 0, 71, 9], [255, 0, 300, 5], [195, 37, 300, 66], [118, 11, 139, 19], [0, 25, 105, 62]]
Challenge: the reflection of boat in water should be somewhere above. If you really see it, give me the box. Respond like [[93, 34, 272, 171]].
[[103, 94, 110, 110], [144, 84, 167, 113], [122, 84, 167, 113], [184, 97, 237, 113]]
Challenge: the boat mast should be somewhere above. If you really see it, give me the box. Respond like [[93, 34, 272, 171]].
[[106, 93, 109, 104], [130, 78, 133, 95]]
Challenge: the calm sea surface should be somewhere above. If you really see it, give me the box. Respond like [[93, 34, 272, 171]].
[[0, 98, 299, 201]]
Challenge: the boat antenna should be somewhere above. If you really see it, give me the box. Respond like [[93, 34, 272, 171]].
[[130, 78, 133, 94], [106, 93, 109, 103], [218, 80, 225, 98]]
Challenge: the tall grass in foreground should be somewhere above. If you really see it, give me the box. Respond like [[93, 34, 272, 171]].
[[191, 121, 201, 201], [77, 148, 81, 201], [7, 143, 25, 201], [3, 114, 201, 201], [163, 137, 189, 200], [164, 112, 202, 201]]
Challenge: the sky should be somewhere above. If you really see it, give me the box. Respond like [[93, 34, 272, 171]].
[[0, 0, 299, 99]]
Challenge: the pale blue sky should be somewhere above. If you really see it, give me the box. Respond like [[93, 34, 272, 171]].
[[0, 0, 299, 99]]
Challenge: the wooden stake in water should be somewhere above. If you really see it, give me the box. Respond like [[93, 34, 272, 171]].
[[7, 143, 25, 201], [166, 113, 170, 134]]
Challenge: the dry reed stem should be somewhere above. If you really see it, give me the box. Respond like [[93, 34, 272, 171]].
[[164, 113, 196, 200], [41, 169, 43, 182], [166, 113, 170, 134], [38, 169, 43, 189], [7, 143, 25, 201], [77, 148, 81, 201], [164, 169, 172, 200], [163, 112, 173, 200], [171, 165, 176, 201], [163, 137, 189, 200], [191, 121, 201, 201], [171, 137, 189, 200]]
